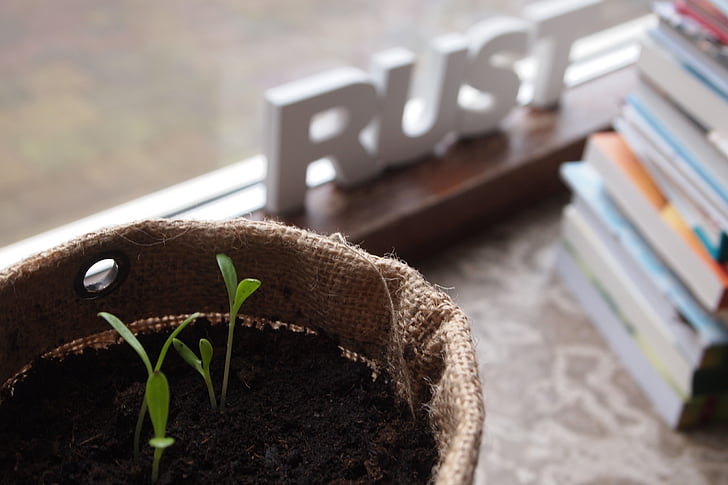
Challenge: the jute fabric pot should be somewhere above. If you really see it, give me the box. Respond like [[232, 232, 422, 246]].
[[0, 218, 483, 485]]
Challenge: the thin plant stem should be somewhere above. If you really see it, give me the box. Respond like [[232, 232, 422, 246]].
[[134, 398, 148, 458], [151, 447, 163, 483], [205, 374, 218, 409], [220, 316, 235, 409]]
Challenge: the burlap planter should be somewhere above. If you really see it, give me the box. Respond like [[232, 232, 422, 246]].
[[0, 218, 483, 484]]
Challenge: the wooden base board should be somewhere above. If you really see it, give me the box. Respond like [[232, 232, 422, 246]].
[[255, 67, 637, 262]]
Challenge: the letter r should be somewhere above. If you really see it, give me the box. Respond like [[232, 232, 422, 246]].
[[264, 68, 379, 214]]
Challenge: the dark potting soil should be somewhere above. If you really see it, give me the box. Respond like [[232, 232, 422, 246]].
[[0, 319, 437, 484]]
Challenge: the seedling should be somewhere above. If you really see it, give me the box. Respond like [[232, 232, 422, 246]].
[[216, 253, 261, 408], [146, 371, 175, 483], [98, 311, 200, 457], [173, 337, 217, 409]]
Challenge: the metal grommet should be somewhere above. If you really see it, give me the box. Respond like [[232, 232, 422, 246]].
[[74, 251, 130, 300]]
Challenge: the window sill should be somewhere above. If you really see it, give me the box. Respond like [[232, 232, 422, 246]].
[[257, 65, 637, 261]]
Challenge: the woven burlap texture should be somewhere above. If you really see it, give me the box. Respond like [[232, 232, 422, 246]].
[[0, 218, 483, 485]]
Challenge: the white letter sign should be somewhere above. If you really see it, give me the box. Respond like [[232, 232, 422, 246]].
[[458, 16, 530, 137], [524, 0, 602, 108], [369, 33, 468, 166], [264, 67, 379, 214], [263, 0, 605, 214]]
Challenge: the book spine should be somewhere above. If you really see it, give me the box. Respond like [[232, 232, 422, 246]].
[[562, 205, 710, 395], [638, 35, 728, 135], [556, 243, 728, 428], [584, 133, 728, 312], [561, 162, 728, 366], [615, 114, 728, 262]]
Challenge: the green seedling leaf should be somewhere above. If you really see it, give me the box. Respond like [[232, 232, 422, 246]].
[[98, 312, 153, 376], [155, 312, 200, 372], [216, 253, 238, 310], [146, 372, 172, 442], [198, 338, 217, 409], [100, 311, 196, 459], [147, 371, 174, 483], [173, 338, 203, 375], [232, 278, 261, 317], [174, 337, 218, 409], [216, 253, 262, 409], [149, 437, 175, 449], [199, 338, 214, 370]]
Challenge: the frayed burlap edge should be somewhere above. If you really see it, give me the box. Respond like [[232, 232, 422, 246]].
[[0, 218, 484, 485]]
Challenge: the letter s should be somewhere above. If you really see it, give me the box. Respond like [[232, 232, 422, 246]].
[[458, 16, 530, 138]]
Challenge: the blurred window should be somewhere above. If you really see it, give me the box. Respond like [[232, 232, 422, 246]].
[[0, 0, 649, 247]]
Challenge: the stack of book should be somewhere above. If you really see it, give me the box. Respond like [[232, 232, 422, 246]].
[[556, 0, 728, 429]]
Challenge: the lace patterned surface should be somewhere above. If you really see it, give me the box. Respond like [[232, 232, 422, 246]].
[[421, 196, 728, 485]]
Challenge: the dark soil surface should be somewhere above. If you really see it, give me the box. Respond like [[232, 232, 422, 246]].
[[0, 319, 437, 484]]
